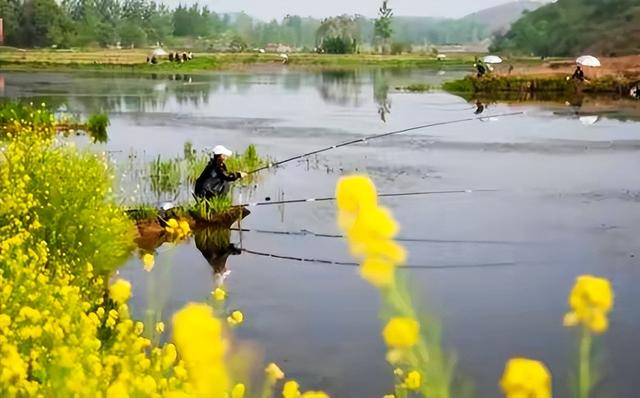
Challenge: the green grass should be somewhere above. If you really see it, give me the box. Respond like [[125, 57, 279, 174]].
[[443, 75, 636, 94], [149, 156, 182, 197], [126, 204, 160, 221], [397, 83, 432, 92]]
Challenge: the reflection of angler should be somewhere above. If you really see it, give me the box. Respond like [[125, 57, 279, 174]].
[[194, 227, 242, 279], [474, 100, 485, 115]]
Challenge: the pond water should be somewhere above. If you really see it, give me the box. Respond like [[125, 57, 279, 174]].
[[2, 68, 640, 397]]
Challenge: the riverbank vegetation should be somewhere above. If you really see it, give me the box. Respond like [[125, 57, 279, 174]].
[[443, 75, 637, 96]]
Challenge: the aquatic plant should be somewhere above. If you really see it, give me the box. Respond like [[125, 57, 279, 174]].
[[149, 156, 183, 197], [86, 113, 110, 143]]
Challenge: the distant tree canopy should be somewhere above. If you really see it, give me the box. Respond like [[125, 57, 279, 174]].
[[0, 0, 505, 50], [491, 0, 640, 57]]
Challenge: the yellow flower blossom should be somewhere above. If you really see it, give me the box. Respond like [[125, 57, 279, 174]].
[[404, 371, 421, 390], [564, 275, 614, 334], [500, 358, 551, 398], [336, 175, 378, 213], [231, 383, 246, 398], [172, 303, 229, 396], [300, 391, 330, 398], [359, 258, 395, 287], [227, 310, 244, 326], [283, 380, 301, 398], [155, 322, 165, 334], [383, 318, 420, 348], [142, 253, 155, 272], [212, 287, 226, 301], [106, 381, 129, 398], [109, 279, 131, 304], [265, 362, 285, 380]]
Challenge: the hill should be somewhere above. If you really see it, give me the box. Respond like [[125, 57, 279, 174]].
[[491, 0, 640, 56], [462, 1, 545, 33]]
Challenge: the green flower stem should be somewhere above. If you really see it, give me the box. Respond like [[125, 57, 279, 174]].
[[579, 328, 592, 398]]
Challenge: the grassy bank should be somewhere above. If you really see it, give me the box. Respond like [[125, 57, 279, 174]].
[[443, 75, 637, 96], [0, 49, 478, 72]]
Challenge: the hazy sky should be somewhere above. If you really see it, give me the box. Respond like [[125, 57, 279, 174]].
[[192, 0, 544, 20]]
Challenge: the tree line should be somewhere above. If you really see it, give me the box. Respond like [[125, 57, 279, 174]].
[[0, 0, 491, 51]]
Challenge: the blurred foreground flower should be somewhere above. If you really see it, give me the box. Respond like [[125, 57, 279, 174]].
[[109, 279, 131, 304], [212, 287, 226, 301], [500, 358, 551, 398], [165, 218, 191, 240], [227, 310, 244, 326], [172, 303, 229, 396], [142, 253, 155, 272], [563, 275, 613, 334]]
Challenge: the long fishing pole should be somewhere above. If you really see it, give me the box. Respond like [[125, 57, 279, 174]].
[[235, 188, 497, 208], [230, 227, 526, 246], [248, 111, 524, 174], [241, 248, 539, 270]]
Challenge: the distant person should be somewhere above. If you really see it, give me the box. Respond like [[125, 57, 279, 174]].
[[182, 52, 188, 62], [194, 145, 247, 200], [508, 64, 514, 75], [168, 52, 174, 62], [151, 56, 158, 65], [146, 56, 150, 63], [571, 65, 585, 82]]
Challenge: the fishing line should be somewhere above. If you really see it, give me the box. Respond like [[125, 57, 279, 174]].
[[241, 248, 533, 270], [235, 189, 497, 208], [230, 227, 524, 246], [248, 111, 525, 174]]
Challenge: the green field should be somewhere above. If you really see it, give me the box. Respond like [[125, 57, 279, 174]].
[[0, 48, 481, 72]]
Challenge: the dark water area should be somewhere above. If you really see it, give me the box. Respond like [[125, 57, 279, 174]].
[[2, 68, 640, 397]]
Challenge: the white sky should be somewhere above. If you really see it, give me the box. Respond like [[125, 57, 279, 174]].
[[167, 0, 547, 20]]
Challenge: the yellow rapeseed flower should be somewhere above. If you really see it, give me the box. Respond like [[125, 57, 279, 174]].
[[500, 358, 551, 398], [404, 370, 421, 391], [142, 253, 155, 272], [359, 257, 395, 287], [155, 322, 165, 334], [265, 362, 285, 380], [347, 206, 399, 241], [212, 287, 226, 301], [109, 279, 131, 304], [383, 317, 419, 349], [564, 274, 613, 334], [231, 383, 246, 398], [106, 381, 129, 398], [300, 391, 330, 398], [336, 175, 378, 214], [227, 310, 244, 326], [283, 380, 301, 398], [172, 303, 229, 396]]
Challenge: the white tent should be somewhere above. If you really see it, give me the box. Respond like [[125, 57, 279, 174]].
[[482, 55, 503, 64], [576, 55, 601, 67]]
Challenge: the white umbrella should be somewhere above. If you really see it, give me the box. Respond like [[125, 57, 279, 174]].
[[436, 54, 447, 60], [576, 55, 601, 67], [150, 48, 168, 57], [482, 55, 503, 64]]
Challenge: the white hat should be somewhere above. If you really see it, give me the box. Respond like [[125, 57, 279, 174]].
[[213, 145, 233, 157]]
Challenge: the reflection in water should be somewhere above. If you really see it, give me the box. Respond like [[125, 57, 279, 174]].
[[373, 70, 391, 122], [474, 100, 485, 115], [317, 70, 362, 106], [194, 227, 242, 284]]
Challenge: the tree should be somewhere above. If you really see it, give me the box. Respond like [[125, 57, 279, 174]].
[[19, 0, 74, 47], [374, 0, 393, 53], [316, 15, 360, 54]]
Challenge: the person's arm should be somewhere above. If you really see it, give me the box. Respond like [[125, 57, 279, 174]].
[[215, 163, 241, 182]]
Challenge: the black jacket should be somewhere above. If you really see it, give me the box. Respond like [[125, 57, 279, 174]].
[[194, 156, 241, 198]]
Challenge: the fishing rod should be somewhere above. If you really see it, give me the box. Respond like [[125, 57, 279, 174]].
[[248, 111, 525, 174], [241, 248, 538, 270], [234, 189, 497, 208], [230, 227, 525, 246]]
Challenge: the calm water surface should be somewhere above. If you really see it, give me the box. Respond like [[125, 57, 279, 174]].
[[2, 69, 640, 397]]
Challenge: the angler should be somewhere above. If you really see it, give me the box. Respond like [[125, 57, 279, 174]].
[[194, 145, 247, 200]]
